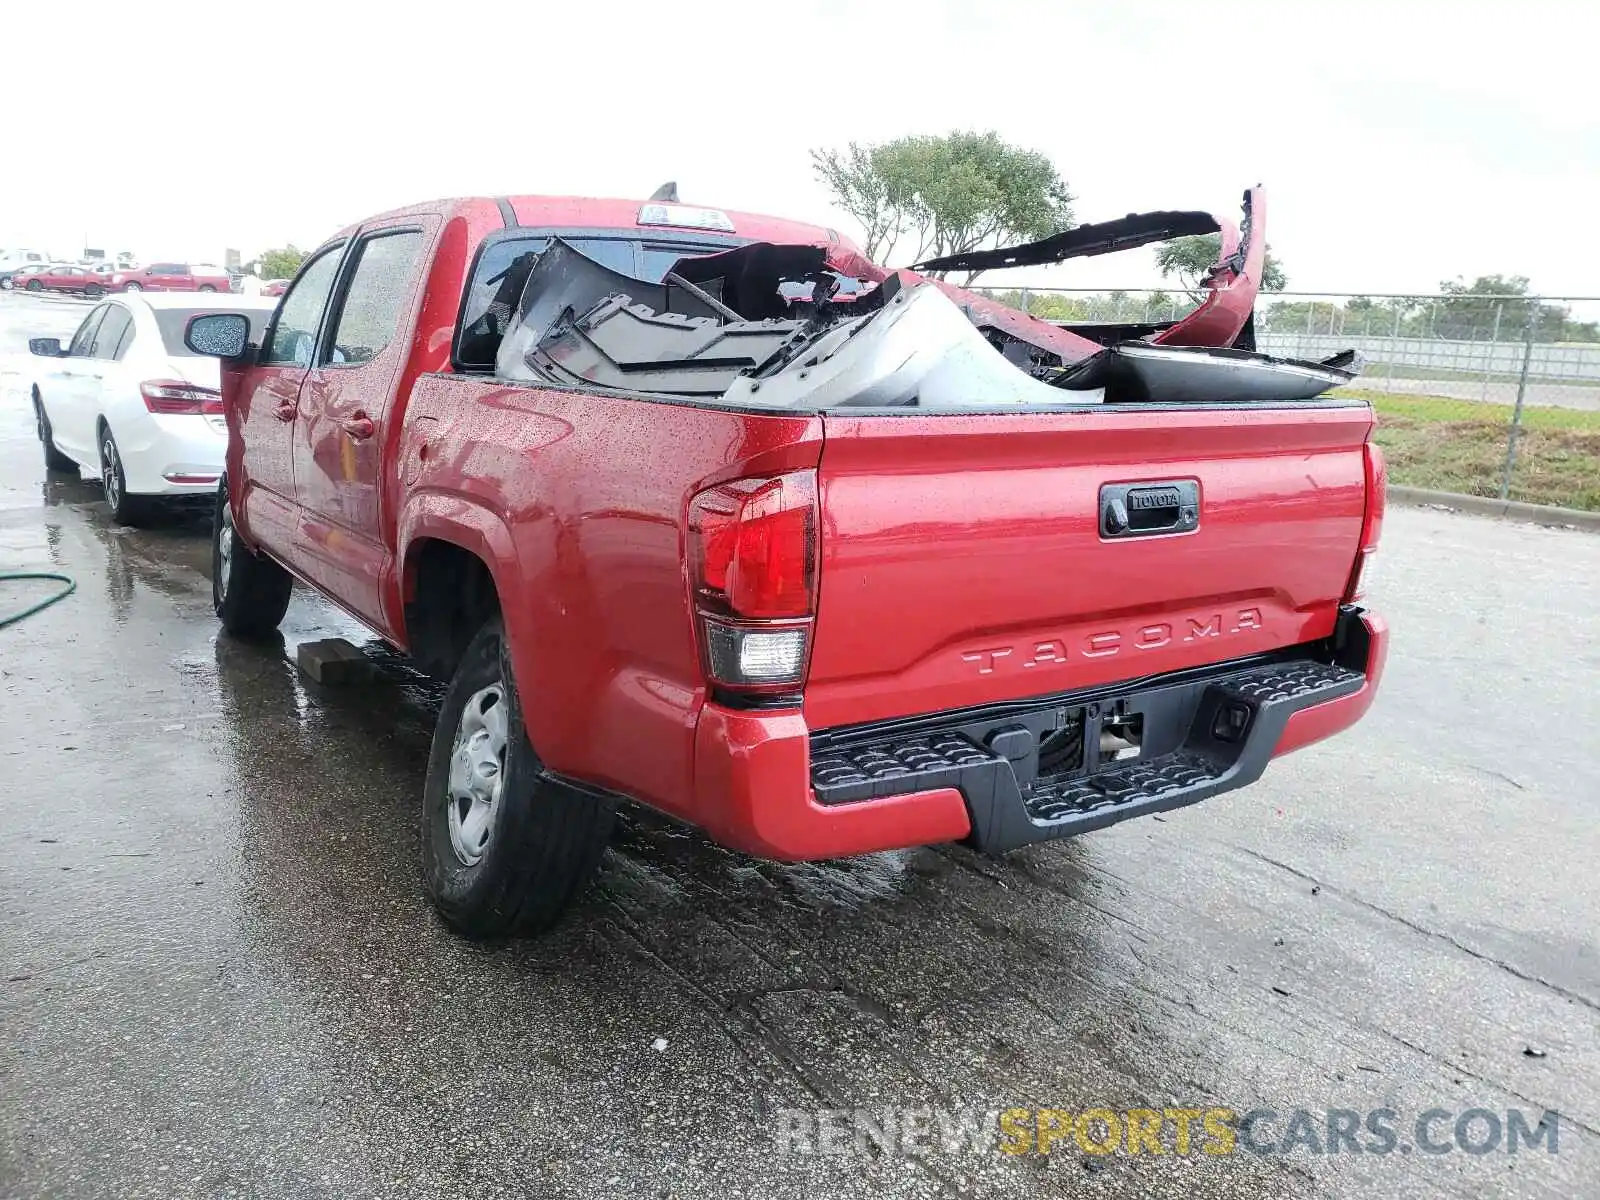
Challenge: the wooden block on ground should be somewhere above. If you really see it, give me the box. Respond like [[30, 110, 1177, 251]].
[[296, 638, 374, 686]]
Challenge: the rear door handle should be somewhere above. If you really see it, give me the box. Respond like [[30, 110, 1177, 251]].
[[340, 413, 375, 440]]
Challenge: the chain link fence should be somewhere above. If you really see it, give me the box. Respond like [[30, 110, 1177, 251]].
[[995, 288, 1600, 511]]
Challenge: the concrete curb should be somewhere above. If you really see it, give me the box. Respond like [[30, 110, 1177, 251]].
[[1388, 485, 1600, 532]]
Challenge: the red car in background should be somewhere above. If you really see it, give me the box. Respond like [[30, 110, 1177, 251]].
[[18, 265, 106, 297], [261, 279, 289, 297], [109, 262, 231, 293]]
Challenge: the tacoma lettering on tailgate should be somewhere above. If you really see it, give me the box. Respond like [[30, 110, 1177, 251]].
[[961, 608, 1264, 676]]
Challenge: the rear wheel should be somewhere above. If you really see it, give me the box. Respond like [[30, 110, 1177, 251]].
[[212, 479, 293, 638], [99, 426, 156, 526], [123, 281, 142, 292], [34, 396, 77, 472], [422, 616, 616, 938], [84, 283, 103, 298]]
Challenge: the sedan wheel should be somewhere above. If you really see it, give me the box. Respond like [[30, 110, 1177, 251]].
[[123, 281, 142, 292], [102, 433, 125, 512], [26, 280, 41, 292], [99, 429, 153, 526]]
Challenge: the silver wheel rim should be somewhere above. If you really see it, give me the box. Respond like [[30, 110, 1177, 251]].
[[216, 505, 234, 599], [102, 437, 121, 509], [446, 683, 508, 866], [125, 282, 141, 291]]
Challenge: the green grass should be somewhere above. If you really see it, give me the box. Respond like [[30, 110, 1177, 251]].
[[1332, 388, 1600, 511]]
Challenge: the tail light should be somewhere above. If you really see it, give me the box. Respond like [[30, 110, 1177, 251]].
[[141, 379, 222, 416], [688, 470, 818, 694], [1345, 442, 1386, 602]]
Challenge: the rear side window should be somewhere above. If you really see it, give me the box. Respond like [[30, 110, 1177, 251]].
[[454, 232, 737, 370], [262, 246, 344, 367], [456, 236, 549, 370], [91, 306, 133, 359], [324, 230, 424, 366]]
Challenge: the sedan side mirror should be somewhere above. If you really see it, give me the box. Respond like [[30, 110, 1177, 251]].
[[28, 337, 65, 357], [185, 312, 251, 359]]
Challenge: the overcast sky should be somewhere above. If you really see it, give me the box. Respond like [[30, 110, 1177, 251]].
[[5, 0, 1596, 301]]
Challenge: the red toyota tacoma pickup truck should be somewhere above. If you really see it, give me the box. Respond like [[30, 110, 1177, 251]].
[[185, 188, 1387, 938]]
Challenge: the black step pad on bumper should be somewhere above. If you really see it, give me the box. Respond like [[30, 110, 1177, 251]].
[[809, 656, 1364, 853]]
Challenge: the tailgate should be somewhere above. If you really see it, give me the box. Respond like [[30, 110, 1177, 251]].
[[804, 403, 1371, 731]]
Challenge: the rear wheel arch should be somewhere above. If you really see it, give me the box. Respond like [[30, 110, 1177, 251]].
[[398, 493, 564, 761], [401, 534, 505, 683]]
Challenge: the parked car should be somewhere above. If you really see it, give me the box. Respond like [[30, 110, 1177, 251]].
[[27, 293, 277, 523], [182, 189, 1387, 938], [0, 248, 51, 285], [108, 262, 232, 293], [1, 262, 54, 290], [261, 279, 289, 297], [17, 264, 106, 297]]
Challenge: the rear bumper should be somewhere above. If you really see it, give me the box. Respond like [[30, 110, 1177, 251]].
[[114, 412, 226, 496], [692, 607, 1387, 860]]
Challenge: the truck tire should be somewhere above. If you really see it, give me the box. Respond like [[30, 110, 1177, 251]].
[[422, 615, 615, 938], [212, 478, 293, 637]]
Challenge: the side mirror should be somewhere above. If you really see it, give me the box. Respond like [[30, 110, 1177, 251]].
[[28, 337, 65, 357], [185, 313, 251, 359]]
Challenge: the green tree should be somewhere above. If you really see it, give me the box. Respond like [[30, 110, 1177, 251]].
[[808, 142, 908, 264], [252, 245, 306, 281], [1435, 274, 1585, 341], [811, 131, 1073, 282], [1155, 234, 1288, 293], [1144, 289, 1181, 321]]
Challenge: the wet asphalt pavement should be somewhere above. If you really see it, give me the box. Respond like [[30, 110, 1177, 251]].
[[0, 292, 1597, 1198]]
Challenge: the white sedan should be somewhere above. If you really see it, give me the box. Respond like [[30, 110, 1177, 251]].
[[28, 293, 276, 524]]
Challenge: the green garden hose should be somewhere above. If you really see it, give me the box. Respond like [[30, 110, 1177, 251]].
[[0, 571, 76, 629]]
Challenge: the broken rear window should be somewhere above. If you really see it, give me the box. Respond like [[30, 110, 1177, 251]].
[[454, 231, 750, 370]]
